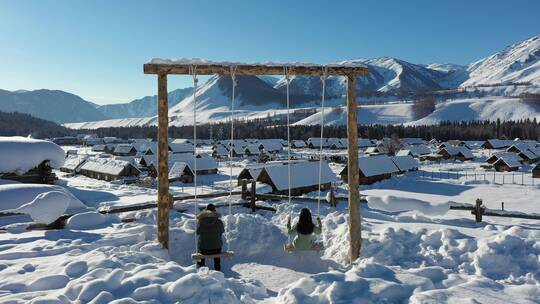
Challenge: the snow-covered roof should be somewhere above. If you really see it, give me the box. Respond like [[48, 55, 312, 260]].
[[358, 155, 400, 177], [113, 144, 135, 154], [92, 144, 106, 152], [494, 156, 521, 168], [488, 152, 522, 163], [61, 155, 88, 171], [398, 145, 431, 156], [439, 146, 474, 159], [244, 144, 261, 153], [391, 156, 420, 171], [148, 58, 367, 68], [258, 141, 282, 152], [484, 139, 514, 149], [169, 142, 194, 153], [80, 158, 139, 176], [0, 136, 65, 174], [401, 138, 425, 145], [260, 161, 337, 191], [291, 140, 306, 147], [145, 153, 217, 171], [169, 162, 193, 179]]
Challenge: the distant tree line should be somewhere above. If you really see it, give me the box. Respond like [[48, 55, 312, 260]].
[[0, 111, 71, 137], [3, 110, 538, 142], [81, 118, 540, 142]]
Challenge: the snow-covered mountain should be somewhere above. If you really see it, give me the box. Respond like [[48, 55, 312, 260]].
[[273, 57, 469, 97], [462, 35, 540, 87], [7, 35, 540, 127], [292, 97, 540, 127], [96, 88, 192, 119], [0, 89, 106, 124]]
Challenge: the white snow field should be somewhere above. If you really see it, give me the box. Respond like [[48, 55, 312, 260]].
[[0, 148, 539, 303]]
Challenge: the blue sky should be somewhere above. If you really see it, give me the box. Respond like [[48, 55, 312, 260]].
[[1, 0, 539, 104]]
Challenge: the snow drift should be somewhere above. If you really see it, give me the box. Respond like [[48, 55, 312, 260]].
[[0, 136, 65, 174]]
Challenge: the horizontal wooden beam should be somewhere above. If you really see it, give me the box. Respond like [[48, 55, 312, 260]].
[[144, 63, 368, 76]]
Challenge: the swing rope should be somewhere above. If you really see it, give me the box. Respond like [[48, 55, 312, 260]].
[[316, 67, 328, 217], [190, 65, 199, 252], [227, 66, 238, 252], [284, 67, 293, 244]]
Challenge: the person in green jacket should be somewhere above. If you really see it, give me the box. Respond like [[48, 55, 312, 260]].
[[286, 207, 323, 251]]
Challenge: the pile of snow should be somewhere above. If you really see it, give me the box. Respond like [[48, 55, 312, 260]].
[[0, 136, 65, 174], [66, 211, 120, 230], [11, 191, 70, 224], [366, 195, 452, 216], [42, 252, 267, 303], [0, 183, 87, 213]]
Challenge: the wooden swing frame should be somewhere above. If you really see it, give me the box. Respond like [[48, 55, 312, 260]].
[[144, 61, 369, 262]]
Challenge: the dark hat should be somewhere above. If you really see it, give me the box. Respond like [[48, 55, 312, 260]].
[[206, 203, 216, 211]]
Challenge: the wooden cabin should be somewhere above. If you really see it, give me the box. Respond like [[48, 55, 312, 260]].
[[506, 144, 539, 164], [79, 158, 141, 182], [244, 144, 261, 156], [290, 140, 307, 149], [437, 146, 474, 161], [493, 157, 520, 172], [168, 161, 194, 183], [60, 156, 88, 173], [169, 142, 194, 154], [142, 153, 218, 175], [481, 139, 513, 150], [256, 161, 336, 196], [391, 155, 420, 173], [340, 155, 399, 185], [113, 144, 137, 156], [237, 165, 266, 185]]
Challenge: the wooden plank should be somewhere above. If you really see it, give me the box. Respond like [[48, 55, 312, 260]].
[[144, 63, 368, 77], [191, 251, 234, 261], [157, 73, 170, 249], [172, 191, 242, 201], [346, 73, 362, 262]]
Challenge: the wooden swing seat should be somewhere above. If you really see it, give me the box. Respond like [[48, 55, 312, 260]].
[[284, 243, 324, 253], [191, 251, 235, 261]]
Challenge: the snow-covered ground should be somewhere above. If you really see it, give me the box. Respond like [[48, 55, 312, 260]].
[[0, 146, 539, 303]]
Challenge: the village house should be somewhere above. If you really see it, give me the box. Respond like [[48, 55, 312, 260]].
[[169, 142, 194, 154], [481, 139, 514, 150], [79, 158, 141, 182], [340, 155, 400, 185], [485, 152, 522, 165], [506, 144, 539, 164], [290, 140, 307, 149], [391, 155, 420, 173], [60, 155, 88, 174], [437, 146, 474, 161], [396, 145, 431, 158], [142, 153, 218, 175], [307, 138, 330, 149], [113, 144, 137, 156], [493, 156, 520, 172], [168, 161, 194, 183], [358, 138, 375, 148], [243, 144, 261, 156], [256, 160, 337, 196]]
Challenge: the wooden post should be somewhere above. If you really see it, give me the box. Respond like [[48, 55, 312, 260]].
[[474, 198, 483, 223], [241, 179, 248, 200], [346, 74, 361, 262], [250, 180, 256, 212], [157, 73, 170, 249]]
